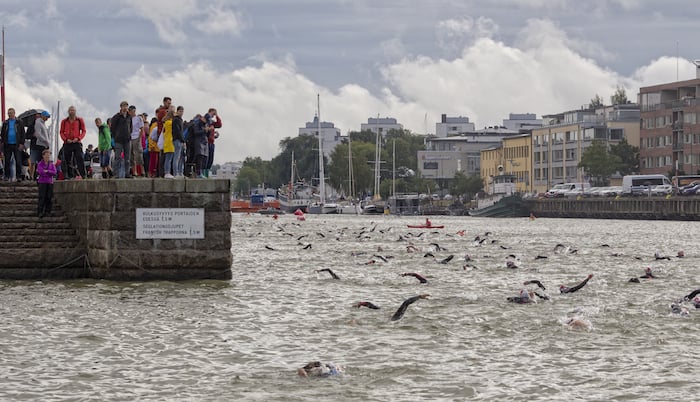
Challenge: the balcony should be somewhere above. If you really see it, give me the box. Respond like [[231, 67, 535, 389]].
[[641, 97, 700, 112], [673, 142, 684, 151]]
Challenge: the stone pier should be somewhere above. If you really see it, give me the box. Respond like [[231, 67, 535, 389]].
[[54, 179, 232, 280]]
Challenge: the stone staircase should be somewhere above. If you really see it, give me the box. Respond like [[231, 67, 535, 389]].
[[0, 181, 88, 279]]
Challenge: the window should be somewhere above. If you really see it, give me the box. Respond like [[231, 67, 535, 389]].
[[609, 128, 624, 140], [534, 152, 541, 163], [583, 128, 594, 141], [423, 162, 438, 169], [684, 113, 696, 124], [566, 166, 577, 179], [594, 128, 606, 139], [665, 156, 672, 166], [553, 167, 563, 179], [542, 151, 548, 162], [533, 136, 540, 146], [567, 149, 576, 160], [657, 156, 664, 166], [553, 150, 563, 161], [553, 133, 564, 143], [566, 131, 577, 142]]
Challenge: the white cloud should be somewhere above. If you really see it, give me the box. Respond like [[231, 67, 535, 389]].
[[0, 10, 29, 28], [436, 16, 499, 55], [28, 43, 67, 77], [196, 2, 244, 35], [122, 0, 243, 45], [4, 67, 106, 149], [631, 56, 696, 87]]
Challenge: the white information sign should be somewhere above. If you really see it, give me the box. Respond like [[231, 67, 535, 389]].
[[136, 208, 205, 239]]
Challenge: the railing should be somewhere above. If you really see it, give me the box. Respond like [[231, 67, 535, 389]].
[[641, 98, 700, 112]]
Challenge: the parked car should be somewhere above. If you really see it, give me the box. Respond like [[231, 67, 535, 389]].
[[680, 184, 700, 196], [650, 184, 673, 196], [589, 187, 607, 197], [600, 186, 623, 197]]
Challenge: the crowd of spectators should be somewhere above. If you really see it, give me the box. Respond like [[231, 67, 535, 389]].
[[0, 97, 222, 181]]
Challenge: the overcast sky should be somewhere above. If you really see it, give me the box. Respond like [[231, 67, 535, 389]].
[[1, 0, 699, 163]]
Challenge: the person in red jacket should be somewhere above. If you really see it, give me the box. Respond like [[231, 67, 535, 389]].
[[205, 107, 222, 177], [59, 105, 87, 179]]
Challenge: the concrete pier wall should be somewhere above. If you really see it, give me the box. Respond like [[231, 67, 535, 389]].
[[54, 179, 232, 280], [527, 198, 700, 220]]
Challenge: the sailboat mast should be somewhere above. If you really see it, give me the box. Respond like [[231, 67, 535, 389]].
[[347, 134, 354, 199], [373, 114, 381, 200], [317, 94, 325, 204]]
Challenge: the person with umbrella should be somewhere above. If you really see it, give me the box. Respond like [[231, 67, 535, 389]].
[[0, 108, 26, 181]]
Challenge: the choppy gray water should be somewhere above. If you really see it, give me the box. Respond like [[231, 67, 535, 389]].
[[1, 215, 699, 401]]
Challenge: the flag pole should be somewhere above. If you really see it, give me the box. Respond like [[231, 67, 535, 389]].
[[1, 26, 6, 121]]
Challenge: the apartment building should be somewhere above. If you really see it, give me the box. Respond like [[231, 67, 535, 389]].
[[435, 115, 475, 138], [639, 64, 700, 175], [480, 134, 532, 194], [299, 115, 342, 162], [531, 104, 640, 193], [417, 127, 520, 188], [360, 117, 404, 136]]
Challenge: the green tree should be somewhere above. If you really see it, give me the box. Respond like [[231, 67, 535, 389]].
[[327, 141, 375, 199], [578, 140, 621, 186], [234, 166, 262, 197], [270, 134, 321, 187], [609, 138, 639, 175], [589, 94, 603, 108], [610, 86, 628, 105], [450, 172, 483, 199]]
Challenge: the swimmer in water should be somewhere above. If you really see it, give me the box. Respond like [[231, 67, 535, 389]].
[[640, 267, 655, 279], [297, 361, 344, 377], [654, 251, 671, 260], [390, 294, 430, 321], [670, 303, 690, 316], [683, 288, 700, 300], [523, 280, 550, 300], [400, 272, 428, 284], [565, 317, 590, 330], [559, 274, 594, 294], [506, 288, 534, 304], [316, 268, 340, 280], [353, 301, 380, 310], [677, 250, 685, 258], [692, 297, 700, 309]]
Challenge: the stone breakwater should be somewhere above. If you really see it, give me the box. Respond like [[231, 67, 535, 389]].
[[527, 197, 700, 220], [53, 179, 232, 280]]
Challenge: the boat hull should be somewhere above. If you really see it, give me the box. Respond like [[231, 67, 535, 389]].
[[307, 204, 339, 214], [406, 225, 444, 229], [468, 194, 530, 217]]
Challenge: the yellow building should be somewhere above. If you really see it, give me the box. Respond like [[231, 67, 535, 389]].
[[480, 134, 532, 194]]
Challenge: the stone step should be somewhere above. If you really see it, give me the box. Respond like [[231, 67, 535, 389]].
[[0, 215, 70, 224], [0, 221, 74, 229], [0, 183, 41, 192], [0, 234, 79, 244], [0, 227, 76, 235], [0, 241, 81, 249], [0, 193, 40, 199], [0, 210, 69, 217]]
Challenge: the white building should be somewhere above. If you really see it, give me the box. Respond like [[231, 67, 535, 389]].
[[299, 116, 342, 161], [435, 114, 476, 138], [216, 161, 242, 180], [502, 113, 543, 131], [360, 117, 404, 136]]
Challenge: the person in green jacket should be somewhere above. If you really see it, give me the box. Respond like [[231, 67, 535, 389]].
[[95, 117, 113, 179]]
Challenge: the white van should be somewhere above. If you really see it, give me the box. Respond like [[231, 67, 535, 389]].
[[546, 182, 592, 198], [622, 174, 671, 196]]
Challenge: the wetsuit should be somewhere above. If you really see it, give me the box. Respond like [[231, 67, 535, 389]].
[[354, 301, 380, 310], [684, 289, 700, 301], [299, 361, 342, 377], [401, 273, 427, 284], [560, 275, 593, 294], [316, 268, 340, 280], [507, 289, 532, 304], [390, 295, 428, 321]]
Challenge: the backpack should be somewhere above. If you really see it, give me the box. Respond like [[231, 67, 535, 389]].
[[26, 116, 37, 146]]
